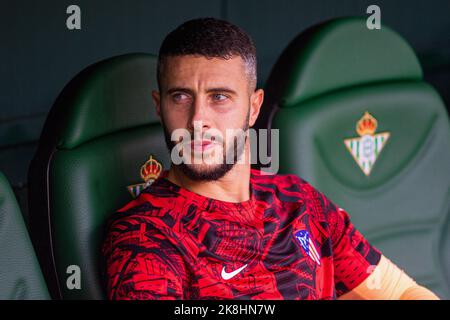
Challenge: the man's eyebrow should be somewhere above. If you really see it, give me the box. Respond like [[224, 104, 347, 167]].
[[165, 87, 194, 95], [165, 87, 238, 95], [205, 87, 237, 95]]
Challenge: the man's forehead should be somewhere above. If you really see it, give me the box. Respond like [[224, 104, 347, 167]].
[[164, 54, 245, 68], [161, 55, 247, 88]]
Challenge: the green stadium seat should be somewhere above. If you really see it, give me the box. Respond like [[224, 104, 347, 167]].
[[28, 53, 170, 299], [257, 17, 450, 299], [0, 171, 49, 299]]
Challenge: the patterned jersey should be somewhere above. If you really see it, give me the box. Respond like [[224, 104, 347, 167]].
[[102, 169, 381, 300]]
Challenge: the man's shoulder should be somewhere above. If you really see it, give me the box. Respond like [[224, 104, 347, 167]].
[[117, 176, 180, 215], [251, 168, 338, 215], [105, 179, 179, 234], [250, 168, 314, 191], [102, 190, 177, 255]]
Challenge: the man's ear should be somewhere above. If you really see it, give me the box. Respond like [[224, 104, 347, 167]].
[[152, 90, 161, 117], [249, 89, 264, 127]]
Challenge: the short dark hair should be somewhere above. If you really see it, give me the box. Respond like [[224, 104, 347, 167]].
[[157, 17, 257, 91]]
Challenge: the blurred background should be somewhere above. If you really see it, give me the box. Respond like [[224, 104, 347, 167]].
[[1, 0, 449, 223]]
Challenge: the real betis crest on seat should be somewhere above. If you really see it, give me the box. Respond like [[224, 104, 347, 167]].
[[344, 112, 390, 176], [127, 155, 163, 198]]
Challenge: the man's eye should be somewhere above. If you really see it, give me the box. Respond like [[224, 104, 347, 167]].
[[172, 93, 189, 103], [212, 94, 228, 102]]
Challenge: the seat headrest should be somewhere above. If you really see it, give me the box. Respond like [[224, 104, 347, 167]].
[[40, 53, 159, 149], [265, 17, 423, 107]]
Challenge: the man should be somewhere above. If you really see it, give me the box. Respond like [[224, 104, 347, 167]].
[[102, 18, 439, 300]]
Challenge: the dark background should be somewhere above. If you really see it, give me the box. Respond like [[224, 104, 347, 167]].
[[1, 0, 450, 218]]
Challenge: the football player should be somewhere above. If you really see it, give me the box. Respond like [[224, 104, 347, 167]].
[[103, 18, 439, 300]]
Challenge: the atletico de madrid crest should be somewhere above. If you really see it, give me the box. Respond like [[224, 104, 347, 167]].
[[294, 230, 321, 265], [127, 155, 163, 198], [344, 112, 390, 176]]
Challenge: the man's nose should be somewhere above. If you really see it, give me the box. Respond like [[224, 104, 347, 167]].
[[188, 97, 210, 131]]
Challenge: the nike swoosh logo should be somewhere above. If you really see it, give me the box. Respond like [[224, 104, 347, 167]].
[[221, 264, 248, 280]]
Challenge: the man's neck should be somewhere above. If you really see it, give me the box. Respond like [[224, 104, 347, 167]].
[[166, 163, 251, 203]]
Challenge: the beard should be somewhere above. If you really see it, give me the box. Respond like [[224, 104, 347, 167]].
[[161, 111, 250, 182]]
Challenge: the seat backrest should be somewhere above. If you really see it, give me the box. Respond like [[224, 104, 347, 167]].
[[259, 18, 450, 298], [0, 171, 49, 299], [28, 53, 170, 299]]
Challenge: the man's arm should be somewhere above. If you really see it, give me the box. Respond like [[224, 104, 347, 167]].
[[321, 200, 439, 300], [338, 255, 439, 300], [106, 248, 186, 300], [103, 218, 187, 300]]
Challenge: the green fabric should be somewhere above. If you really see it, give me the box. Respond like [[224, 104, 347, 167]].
[[51, 53, 160, 149], [51, 125, 169, 299], [273, 82, 450, 297], [265, 17, 423, 107], [28, 53, 167, 299], [267, 17, 450, 299], [0, 172, 49, 299], [274, 82, 445, 188]]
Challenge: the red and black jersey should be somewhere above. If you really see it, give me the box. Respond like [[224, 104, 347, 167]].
[[102, 169, 381, 300]]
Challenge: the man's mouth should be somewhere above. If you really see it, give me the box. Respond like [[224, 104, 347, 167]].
[[191, 140, 216, 152]]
